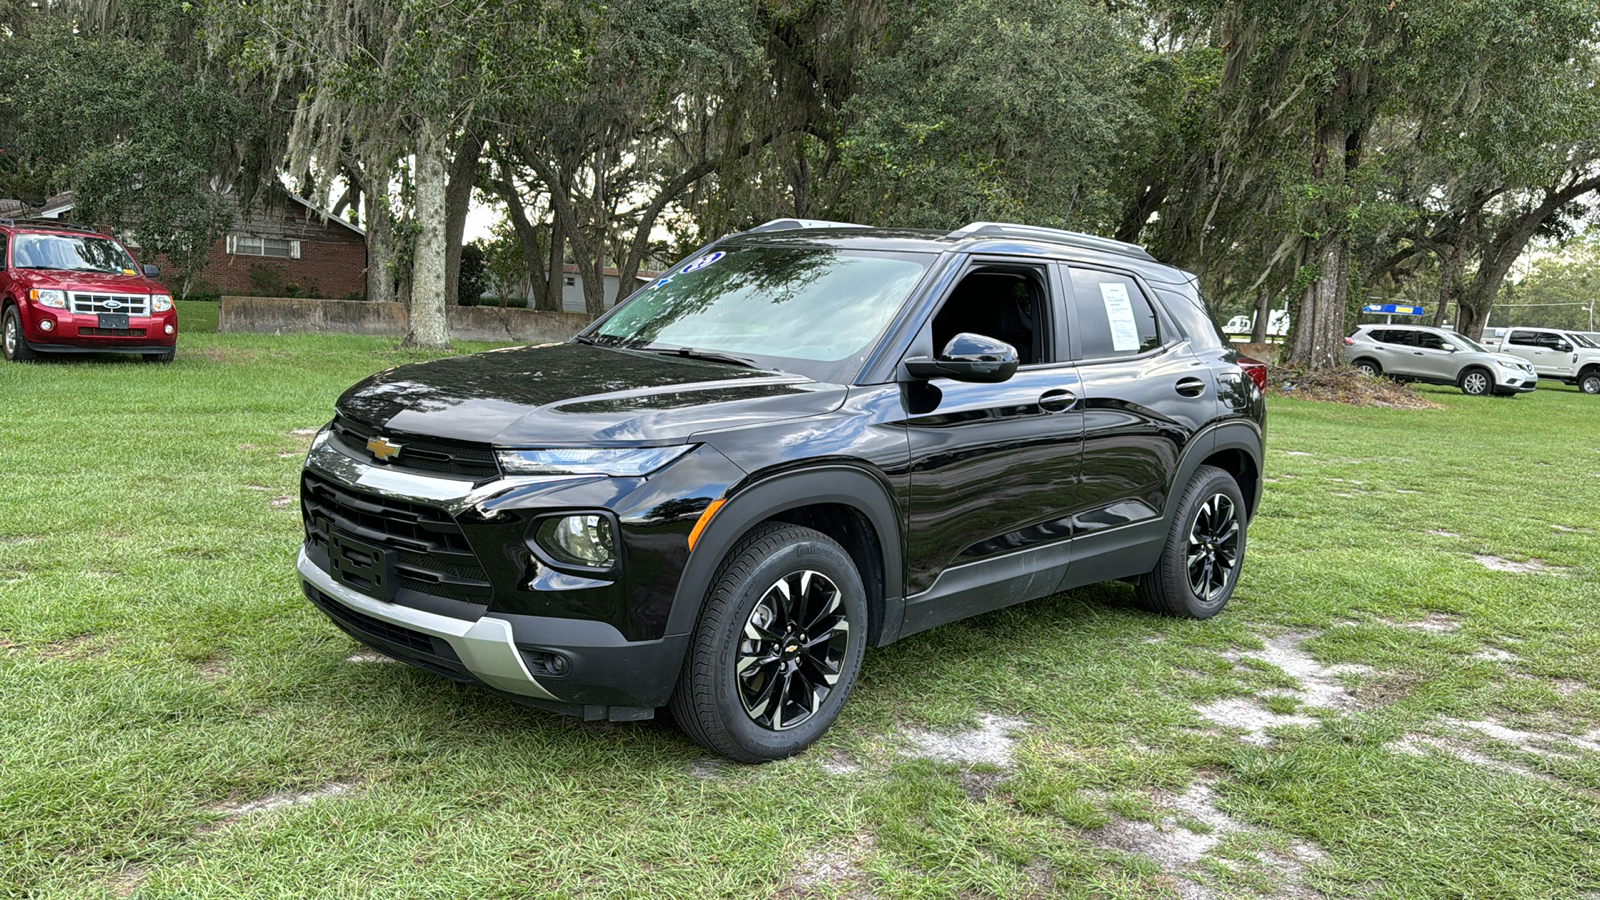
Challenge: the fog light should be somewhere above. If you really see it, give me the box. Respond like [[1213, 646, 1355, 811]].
[[520, 649, 573, 678], [536, 514, 616, 568], [39, 319, 54, 332], [164, 324, 174, 335]]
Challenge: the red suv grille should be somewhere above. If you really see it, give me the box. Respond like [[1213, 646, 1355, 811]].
[[70, 293, 149, 316]]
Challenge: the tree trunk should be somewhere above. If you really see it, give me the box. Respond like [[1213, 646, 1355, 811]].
[[1283, 99, 1356, 370], [545, 202, 567, 312], [1249, 288, 1270, 344], [405, 121, 452, 349], [444, 129, 486, 306], [362, 160, 396, 306], [501, 182, 547, 309], [1431, 241, 1462, 328], [1287, 232, 1351, 369]]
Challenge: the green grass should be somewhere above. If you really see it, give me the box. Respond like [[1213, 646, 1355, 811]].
[[2, 303, 1597, 898]]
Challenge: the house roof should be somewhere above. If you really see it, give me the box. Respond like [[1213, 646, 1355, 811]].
[[284, 191, 365, 237]]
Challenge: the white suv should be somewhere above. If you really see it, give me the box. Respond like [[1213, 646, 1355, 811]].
[[1343, 325, 1537, 396], [1488, 327, 1600, 395]]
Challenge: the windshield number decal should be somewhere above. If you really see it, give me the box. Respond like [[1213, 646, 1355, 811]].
[[680, 251, 724, 274]]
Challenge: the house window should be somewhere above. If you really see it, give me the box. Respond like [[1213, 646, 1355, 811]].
[[564, 275, 576, 287], [228, 235, 301, 259]]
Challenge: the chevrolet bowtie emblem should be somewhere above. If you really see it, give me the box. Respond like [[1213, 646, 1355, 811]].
[[367, 436, 403, 462]]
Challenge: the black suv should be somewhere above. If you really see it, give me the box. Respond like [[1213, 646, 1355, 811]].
[[298, 220, 1265, 761]]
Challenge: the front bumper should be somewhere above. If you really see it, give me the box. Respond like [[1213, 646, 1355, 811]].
[[297, 436, 720, 718], [299, 546, 562, 701], [22, 307, 176, 351], [1495, 369, 1538, 393]]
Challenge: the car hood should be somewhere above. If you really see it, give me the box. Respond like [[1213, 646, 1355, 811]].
[[335, 343, 847, 446], [12, 269, 165, 295]]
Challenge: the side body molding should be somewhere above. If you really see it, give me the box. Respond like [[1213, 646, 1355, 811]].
[[665, 465, 906, 646]]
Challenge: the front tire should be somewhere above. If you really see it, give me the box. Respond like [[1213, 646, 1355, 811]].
[[668, 522, 867, 762], [1580, 370, 1600, 395], [1352, 358, 1382, 378], [143, 349, 175, 364], [2, 307, 39, 362], [1459, 367, 1492, 396], [1136, 465, 1247, 619]]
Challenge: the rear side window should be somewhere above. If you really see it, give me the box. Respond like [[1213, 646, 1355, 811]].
[[1067, 268, 1160, 359], [1373, 330, 1414, 346], [1508, 331, 1540, 347], [1155, 286, 1226, 351], [0, 233, 7, 267]]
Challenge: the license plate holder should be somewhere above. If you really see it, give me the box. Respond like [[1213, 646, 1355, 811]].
[[98, 313, 130, 330], [328, 530, 398, 602]]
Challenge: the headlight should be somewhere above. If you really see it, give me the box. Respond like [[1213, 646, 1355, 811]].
[[536, 514, 616, 568], [1495, 360, 1518, 370], [497, 446, 692, 477], [151, 294, 173, 312], [30, 289, 66, 309]]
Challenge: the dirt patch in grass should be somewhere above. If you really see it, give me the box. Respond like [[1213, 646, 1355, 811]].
[[211, 782, 352, 819], [104, 864, 148, 898], [783, 834, 875, 895], [1378, 612, 1462, 633], [1266, 366, 1442, 409], [1195, 633, 1369, 744], [33, 633, 109, 661], [1090, 780, 1325, 899], [198, 653, 229, 682], [900, 713, 1029, 767], [345, 651, 396, 664], [269, 496, 294, 509], [1472, 555, 1566, 575]]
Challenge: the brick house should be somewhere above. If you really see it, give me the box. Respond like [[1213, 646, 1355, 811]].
[[4, 186, 368, 299]]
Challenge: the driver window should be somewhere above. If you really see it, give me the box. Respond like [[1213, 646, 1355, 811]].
[[929, 267, 1048, 365], [1415, 332, 1448, 351]]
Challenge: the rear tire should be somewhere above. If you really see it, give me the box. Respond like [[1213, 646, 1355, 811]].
[[1459, 367, 1492, 396], [2, 307, 39, 362], [1580, 371, 1600, 395], [1352, 358, 1382, 378], [668, 522, 867, 762], [1136, 465, 1247, 619]]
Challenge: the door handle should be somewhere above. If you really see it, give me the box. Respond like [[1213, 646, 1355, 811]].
[[1174, 377, 1207, 397], [1038, 388, 1076, 412]]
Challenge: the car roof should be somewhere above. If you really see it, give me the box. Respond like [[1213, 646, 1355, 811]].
[[0, 218, 104, 237], [720, 219, 1197, 286]]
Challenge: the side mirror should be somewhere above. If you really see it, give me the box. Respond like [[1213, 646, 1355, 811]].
[[904, 332, 1019, 383], [142, 263, 160, 278], [1557, 341, 1573, 353]]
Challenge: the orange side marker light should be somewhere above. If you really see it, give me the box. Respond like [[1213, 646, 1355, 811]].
[[687, 499, 726, 551]]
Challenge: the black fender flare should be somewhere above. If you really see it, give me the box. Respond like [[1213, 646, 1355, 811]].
[[1157, 420, 1264, 529], [664, 464, 904, 643]]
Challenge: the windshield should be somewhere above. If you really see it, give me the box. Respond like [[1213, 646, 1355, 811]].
[[591, 246, 933, 381], [13, 233, 137, 274], [1448, 333, 1492, 353], [1571, 332, 1599, 349]]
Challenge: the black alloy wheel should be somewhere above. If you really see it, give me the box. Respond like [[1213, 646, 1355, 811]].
[[735, 570, 850, 731], [1186, 494, 1240, 603], [1136, 465, 1248, 619], [669, 521, 867, 762]]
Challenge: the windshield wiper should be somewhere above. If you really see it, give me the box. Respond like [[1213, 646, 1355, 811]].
[[652, 346, 762, 369]]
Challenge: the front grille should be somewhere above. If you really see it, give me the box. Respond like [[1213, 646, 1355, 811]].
[[302, 471, 494, 605], [70, 293, 150, 316], [78, 327, 146, 337], [328, 414, 500, 480]]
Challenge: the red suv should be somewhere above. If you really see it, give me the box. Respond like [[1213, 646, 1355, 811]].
[[1, 218, 178, 363]]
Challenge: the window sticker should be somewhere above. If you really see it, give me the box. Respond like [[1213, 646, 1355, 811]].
[[1099, 282, 1141, 352], [651, 275, 673, 289], [680, 251, 725, 274]]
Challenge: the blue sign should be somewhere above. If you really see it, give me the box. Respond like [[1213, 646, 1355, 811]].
[[1363, 303, 1423, 315]]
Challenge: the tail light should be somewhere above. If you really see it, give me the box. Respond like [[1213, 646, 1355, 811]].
[[1237, 357, 1268, 391], [1343, 336, 1355, 345]]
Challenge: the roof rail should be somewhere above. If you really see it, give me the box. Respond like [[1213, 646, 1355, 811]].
[[947, 222, 1154, 261], [746, 218, 870, 233], [0, 217, 101, 234]]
